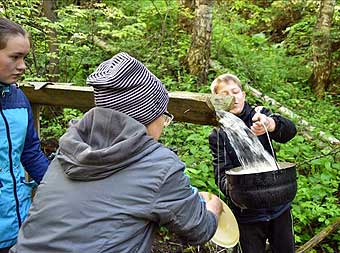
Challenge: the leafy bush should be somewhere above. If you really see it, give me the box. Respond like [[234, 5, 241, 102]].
[[40, 108, 83, 142], [160, 123, 221, 196]]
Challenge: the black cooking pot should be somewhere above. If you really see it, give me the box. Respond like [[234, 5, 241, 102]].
[[226, 162, 297, 209]]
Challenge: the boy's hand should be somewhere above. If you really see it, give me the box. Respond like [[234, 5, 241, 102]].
[[251, 113, 276, 136]]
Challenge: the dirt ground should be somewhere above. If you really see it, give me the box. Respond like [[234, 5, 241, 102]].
[[151, 231, 232, 253], [151, 230, 187, 253]]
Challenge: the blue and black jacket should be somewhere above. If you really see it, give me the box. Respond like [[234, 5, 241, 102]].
[[0, 83, 48, 248], [209, 102, 297, 223]]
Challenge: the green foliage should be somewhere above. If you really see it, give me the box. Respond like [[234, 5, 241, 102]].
[[284, 18, 315, 56], [211, 22, 311, 89], [40, 108, 83, 142], [293, 160, 340, 247], [160, 122, 221, 196]]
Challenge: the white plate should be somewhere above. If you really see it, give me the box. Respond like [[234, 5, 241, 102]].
[[211, 198, 239, 248]]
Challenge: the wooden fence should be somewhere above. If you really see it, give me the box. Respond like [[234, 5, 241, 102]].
[[20, 82, 221, 135]]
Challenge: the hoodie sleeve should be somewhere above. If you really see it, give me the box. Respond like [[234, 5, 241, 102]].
[[208, 128, 234, 196], [20, 92, 49, 183], [259, 107, 297, 143], [151, 157, 217, 245]]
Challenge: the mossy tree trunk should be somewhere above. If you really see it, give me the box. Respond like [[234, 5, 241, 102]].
[[310, 0, 335, 98], [42, 0, 59, 82], [178, 0, 195, 33], [186, 0, 213, 87]]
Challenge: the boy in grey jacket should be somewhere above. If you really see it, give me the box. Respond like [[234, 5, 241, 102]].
[[11, 52, 222, 253]]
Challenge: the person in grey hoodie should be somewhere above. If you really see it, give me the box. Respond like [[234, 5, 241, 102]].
[[10, 52, 222, 253]]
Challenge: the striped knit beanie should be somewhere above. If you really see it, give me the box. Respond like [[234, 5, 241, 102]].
[[87, 52, 169, 125]]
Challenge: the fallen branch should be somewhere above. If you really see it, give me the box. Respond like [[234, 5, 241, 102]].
[[296, 217, 340, 253], [91, 35, 116, 54], [247, 85, 339, 146]]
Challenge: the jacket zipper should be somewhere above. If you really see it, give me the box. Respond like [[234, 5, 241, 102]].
[[0, 91, 22, 228]]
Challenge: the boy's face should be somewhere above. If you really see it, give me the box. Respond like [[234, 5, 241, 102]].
[[146, 115, 164, 141], [215, 81, 245, 115]]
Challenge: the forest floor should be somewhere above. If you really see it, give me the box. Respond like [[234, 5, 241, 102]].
[[151, 231, 232, 253]]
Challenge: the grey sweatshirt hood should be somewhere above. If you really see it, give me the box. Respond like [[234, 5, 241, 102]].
[[58, 107, 158, 181]]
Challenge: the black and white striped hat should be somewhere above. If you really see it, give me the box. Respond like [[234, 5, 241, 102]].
[[87, 52, 169, 125]]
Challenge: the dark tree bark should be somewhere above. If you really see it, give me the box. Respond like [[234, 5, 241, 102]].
[[186, 0, 213, 86], [178, 0, 195, 33], [74, 0, 101, 8], [310, 0, 335, 97], [42, 0, 59, 82]]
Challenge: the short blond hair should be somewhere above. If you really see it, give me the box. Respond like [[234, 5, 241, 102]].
[[210, 73, 242, 94]]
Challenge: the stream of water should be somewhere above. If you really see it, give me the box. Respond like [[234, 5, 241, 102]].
[[216, 110, 279, 175]]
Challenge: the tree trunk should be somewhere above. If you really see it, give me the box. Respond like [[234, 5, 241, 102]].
[[42, 0, 59, 82], [310, 0, 335, 98], [178, 0, 195, 33], [186, 0, 213, 86], [74, 0, 101, 8]]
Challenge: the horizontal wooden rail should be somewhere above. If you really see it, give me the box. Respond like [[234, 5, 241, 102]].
[[20, 82, 224, 126]]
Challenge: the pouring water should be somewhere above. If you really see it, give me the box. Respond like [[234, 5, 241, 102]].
[[216, 110, 280, 175]]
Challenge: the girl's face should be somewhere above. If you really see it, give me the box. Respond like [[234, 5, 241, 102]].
[[0, 34, 30, 85], [216, 81, 246, 115]]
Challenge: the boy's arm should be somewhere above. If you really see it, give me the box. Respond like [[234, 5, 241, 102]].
[[269, 114, 297, 143], [259, 107, 297, 143], [208, 128, 234, 196]]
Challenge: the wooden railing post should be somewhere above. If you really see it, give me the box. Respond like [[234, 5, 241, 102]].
[[28, 103, 41, 192], [31, 104, 41, 138]]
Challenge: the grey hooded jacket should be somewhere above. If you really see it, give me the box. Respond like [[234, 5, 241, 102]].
[[11, 107, 217, 253]]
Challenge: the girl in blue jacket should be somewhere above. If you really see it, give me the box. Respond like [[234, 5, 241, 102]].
[[0, 17, 48, 253]]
